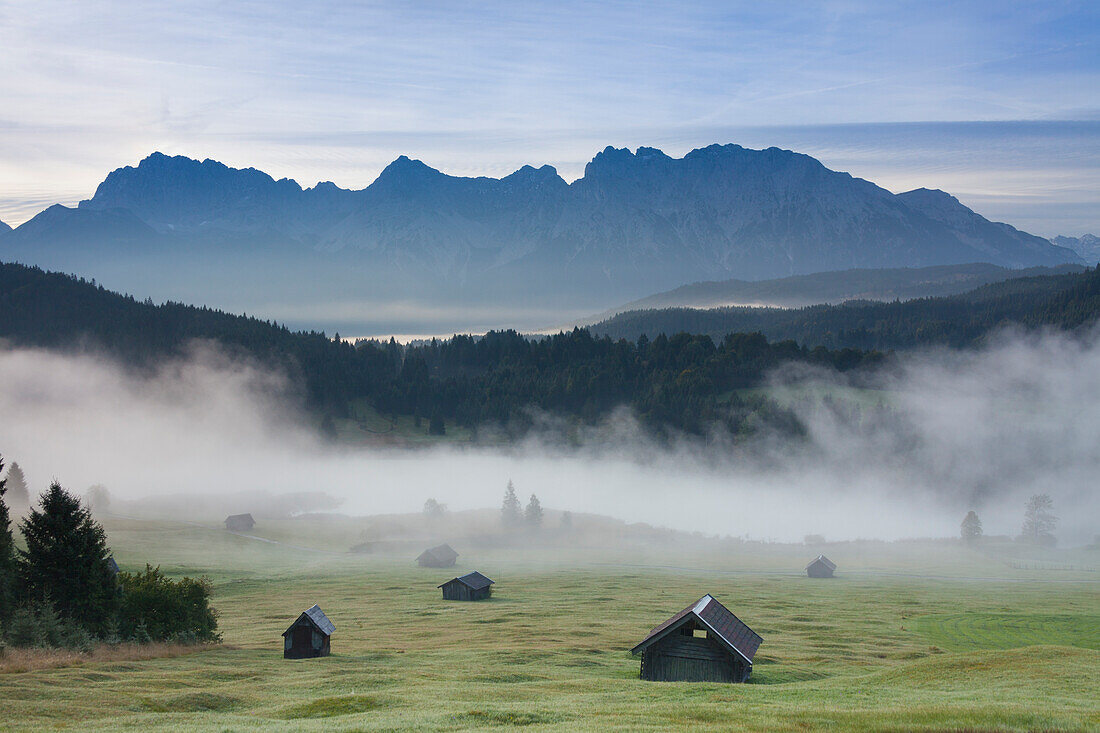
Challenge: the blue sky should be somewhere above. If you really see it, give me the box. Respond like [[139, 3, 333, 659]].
[[0, 0, 1097, 234]]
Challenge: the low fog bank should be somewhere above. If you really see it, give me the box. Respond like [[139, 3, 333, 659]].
[[0, 329, 1097, 544]]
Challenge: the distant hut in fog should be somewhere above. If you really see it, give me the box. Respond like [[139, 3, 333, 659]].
[[282, 604, 334, 659], [224, 513, 255, 531], [631, 594, 762, 683], [417, 543, 458, 568], [806, 554, 836, 578], [439, 571, 493, 601]]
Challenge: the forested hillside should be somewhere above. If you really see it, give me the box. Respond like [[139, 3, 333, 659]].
[[0, 263, 878, 437], [6, 262, 1098, 439], [591, 267, 1100, 349]]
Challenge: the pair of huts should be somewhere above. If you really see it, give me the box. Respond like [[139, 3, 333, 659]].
[[280, 571, 494, 660], [416, 544, 495, 600]]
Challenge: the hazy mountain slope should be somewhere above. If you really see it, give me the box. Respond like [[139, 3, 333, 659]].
[[0, 219, 10, 235], [1051, 234, 1100, 264], [589, 267, 1100, 349], [590, 263, 1086, 318]]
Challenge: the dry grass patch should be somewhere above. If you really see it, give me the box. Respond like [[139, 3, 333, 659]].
[[0, 642, 219, 674]]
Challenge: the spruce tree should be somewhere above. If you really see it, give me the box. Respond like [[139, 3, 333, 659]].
[[501, 480, 521, 527], [524, 494, 543, 527], [19, 482, 118, 634], [0, 455, 16, 622], [4, 462, 29, 514], [960, 511, 983, 544]]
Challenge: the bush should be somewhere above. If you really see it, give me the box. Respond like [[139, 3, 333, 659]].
[[4, 602, 95, 651], [117, 565, 219, 643]]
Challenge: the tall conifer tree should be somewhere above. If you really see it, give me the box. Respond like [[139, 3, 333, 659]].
[[19, 482, 118, 633], [0, 455, 15, 622]]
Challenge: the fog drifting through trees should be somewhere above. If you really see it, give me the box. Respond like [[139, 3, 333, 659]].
[[0, 328, 1097, 544]]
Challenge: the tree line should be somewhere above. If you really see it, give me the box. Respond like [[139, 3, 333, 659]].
[[0, 262, 881, 438], [6, 262, 1098, 440], [0, 454, 219, 651]]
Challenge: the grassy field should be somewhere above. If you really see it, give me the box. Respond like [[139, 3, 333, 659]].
[[0, 515, 1097, 731]]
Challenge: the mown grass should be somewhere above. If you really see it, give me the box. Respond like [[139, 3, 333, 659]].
[[0, 517, 1096, 731], [913, 612, 1100, 652]]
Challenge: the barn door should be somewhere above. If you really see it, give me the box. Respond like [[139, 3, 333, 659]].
[[293, 624, 312, 652]]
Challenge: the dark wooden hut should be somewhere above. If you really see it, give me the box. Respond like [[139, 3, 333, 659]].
[[106, 556, 119, 576], [282, 604, 334, 659], [438, 571, 493, 601], [631, 594, 762, 683], [417, 543, 459, 568], [224, 513, 255, 531], [806, 554, 837, 578]]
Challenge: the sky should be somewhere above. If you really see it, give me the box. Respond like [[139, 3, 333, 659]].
[[0, 0, 1097, 235]]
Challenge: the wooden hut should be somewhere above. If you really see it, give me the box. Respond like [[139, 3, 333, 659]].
[[806, 554, 837, 578], [224, 513, 255, 531], [417, 543, 458, 568], [439, 571, 493, 601], [106, 556, 119, 576], [631, 594, 762, 683], [282, 604, 334, 659]]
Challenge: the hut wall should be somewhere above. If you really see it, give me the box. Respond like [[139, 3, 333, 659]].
[[441, 581, 490, 601], [283, 620, 330, 659], [807, 564, 834, 578], [640, 634, 748, 683]]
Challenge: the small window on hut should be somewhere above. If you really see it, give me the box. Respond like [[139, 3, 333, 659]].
[[693, 628, 708, 639]]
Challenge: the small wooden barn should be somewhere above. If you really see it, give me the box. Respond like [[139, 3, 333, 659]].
[[225, 513, 255, 531], [631, 594, 762, 683], [282, 604, 335, 659], [806, 554, 837, 578], [417, 543, 458, 568], [439, 571, 493, 601], [106, 556, 119, 576]]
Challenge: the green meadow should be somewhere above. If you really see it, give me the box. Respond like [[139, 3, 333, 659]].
[[1, 515, 1097, 731]]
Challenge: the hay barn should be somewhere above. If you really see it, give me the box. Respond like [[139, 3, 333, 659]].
[[806, 554, 837, 578], [224, 513, 255, 531], [282, 604, 334, 659], [417, 543, 459, 567], [439, 571, 493, 601], [631, 594, 762, 683]]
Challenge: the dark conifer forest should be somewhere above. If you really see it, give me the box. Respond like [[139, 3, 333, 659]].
[[3, 262, 1099, 437]]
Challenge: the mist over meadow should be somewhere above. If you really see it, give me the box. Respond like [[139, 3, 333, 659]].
[[1, 328, 1096, 545]]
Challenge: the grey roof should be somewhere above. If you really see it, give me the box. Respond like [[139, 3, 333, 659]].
[[225, 513, 254, 523], [106, 557, 119, 575], [806, 554, 837, 571], [631, 594, 763, 665], [282, 604, 335, 637], [438, 571, 493, 590], [417, 543, 458, 562]]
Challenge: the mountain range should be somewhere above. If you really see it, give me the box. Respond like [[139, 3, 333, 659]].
[[0, 145, 1083, 334], [1050, 234, 1100, 264]]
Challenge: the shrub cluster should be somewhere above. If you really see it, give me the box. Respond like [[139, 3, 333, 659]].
[[0, 460, 219, 651]]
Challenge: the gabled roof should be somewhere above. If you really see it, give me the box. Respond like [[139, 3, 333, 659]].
[[106, 557, 119, 575], [806, 554, 837, 571], [631, 594, 763, 665], [438, 571, 493, 590], [226, 513, 254, 522], [418, 543, 458, 562], [282, 604, 335, 637]]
